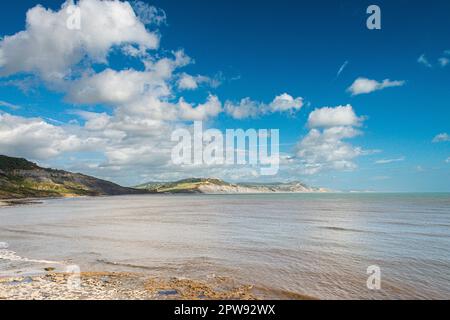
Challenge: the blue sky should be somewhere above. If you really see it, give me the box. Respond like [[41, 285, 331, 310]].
[[0, 0, 449, 191]]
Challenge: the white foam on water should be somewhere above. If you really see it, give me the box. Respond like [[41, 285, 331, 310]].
[[0, 241, 62, 265]]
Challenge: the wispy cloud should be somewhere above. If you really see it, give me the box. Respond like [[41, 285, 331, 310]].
[[347, 77, 405, 96], [417, 54, 432, 68], [336, 60, 348, 79], [0, 100, 21, 110], [418, 51, 450, 68], [375, 157, 405, 164], [372, 175, 391, 181], [438, 50, 450, 67], [432, 133, 450, 143], [438, 57, 449, 67], [177, 73, 221, 90], [130, 0, 167, 26], [415, 165, 425, 172]]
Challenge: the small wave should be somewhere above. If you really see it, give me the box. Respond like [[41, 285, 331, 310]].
[[0, 241, 62, 265], [0, 249, 62, 264], [252, 285, 318, 300], [0, 227, 72, 239], [96, 259, 162, 271], [320, 226, 373, 233]]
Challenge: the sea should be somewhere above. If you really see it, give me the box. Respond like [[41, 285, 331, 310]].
[[1, 193, 449, 299]]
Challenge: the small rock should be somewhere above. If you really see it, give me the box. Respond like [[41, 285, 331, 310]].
[[158, 289, 178, 296], [7, 280, 21, 286], [22, 277, 33, 284]]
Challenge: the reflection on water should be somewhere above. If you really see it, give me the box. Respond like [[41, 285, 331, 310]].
[[0, 193, 449, 299]]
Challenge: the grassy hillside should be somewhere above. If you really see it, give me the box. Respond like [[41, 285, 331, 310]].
[[136, 178, 229, 193], [136, 178, 324, 194], [0, 156, 39, 171], [0, 155, 146, 199]]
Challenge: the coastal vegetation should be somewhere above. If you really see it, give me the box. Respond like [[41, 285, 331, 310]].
[[0, 155, 144, 199], [136, 178, 326, 194]]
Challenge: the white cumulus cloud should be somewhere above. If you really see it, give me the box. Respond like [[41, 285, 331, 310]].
[[0, 0, 159, 84], [0, 0, 311, 184], [131, 0, 166, 25], [269, 93, 304, 112], [225, 93, 303, 119], [296, 105, 367, 175], [177, 95, 222, 121], [177, 73, 216, 91], [307, 105, 362, 128], [0, 112, 100, 160], [67, 68, 169, 105]]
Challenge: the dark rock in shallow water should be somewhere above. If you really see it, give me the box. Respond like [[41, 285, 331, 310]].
[[8, 277, 33, 285], [158, 289, 178, 296], [22, 277, 33, 284]]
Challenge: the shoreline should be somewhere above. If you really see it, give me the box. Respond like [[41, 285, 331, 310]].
[[2, 191, 447, 205], [0, 272, 262, 300], [0, 199, 44, 208]]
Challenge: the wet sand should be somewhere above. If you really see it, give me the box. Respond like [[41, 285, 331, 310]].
[[0, 199, 43, 208], [0, 271, 315, 300]]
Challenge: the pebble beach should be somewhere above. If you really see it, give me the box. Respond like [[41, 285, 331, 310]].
[[0, 272, 256, 300]]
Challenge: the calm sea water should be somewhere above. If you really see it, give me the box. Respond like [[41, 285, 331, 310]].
[[1, 193, 449, 299]]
